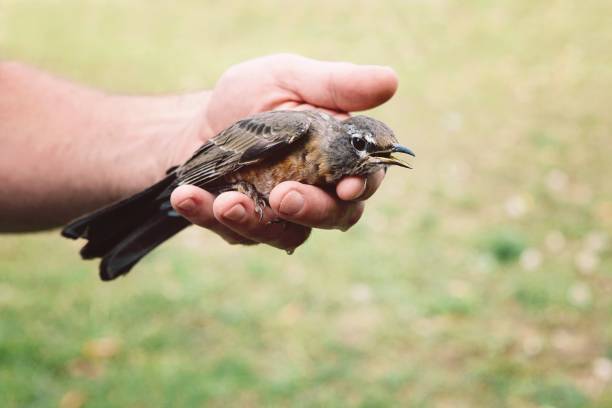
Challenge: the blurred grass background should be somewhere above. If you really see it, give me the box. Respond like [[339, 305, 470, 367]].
[[1, 0, 612, 406]]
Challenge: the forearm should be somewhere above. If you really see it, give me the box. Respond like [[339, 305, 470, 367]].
[[0, 62, 208, 231]]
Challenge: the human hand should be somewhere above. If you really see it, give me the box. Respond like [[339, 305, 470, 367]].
[[171, 54, 398, 250]]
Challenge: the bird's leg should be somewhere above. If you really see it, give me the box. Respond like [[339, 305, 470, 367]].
[[233, 182, 268, 222]]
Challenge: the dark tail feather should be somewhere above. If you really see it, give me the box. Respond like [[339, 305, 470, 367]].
[[62, 172, 190, 280], [98, 213, 190, 281]]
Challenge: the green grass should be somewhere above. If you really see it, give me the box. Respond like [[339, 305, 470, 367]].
[[2, 0, 612, 406]]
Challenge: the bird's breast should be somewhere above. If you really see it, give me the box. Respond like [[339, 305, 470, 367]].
[[224, 138, 335, 196]]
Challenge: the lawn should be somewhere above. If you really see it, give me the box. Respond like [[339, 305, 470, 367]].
[[1, 0, 611, 406]]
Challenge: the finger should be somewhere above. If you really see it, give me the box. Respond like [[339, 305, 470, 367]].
[[269, 181, 365, 231], [170, 185, 256, 245], [334, 170, 386, 202], [336, 177, 367, 201], [336, 170, 386, 201], [361, 170, 386, 200], [213, 191, 311, 251], [280, 54, 398, 112]]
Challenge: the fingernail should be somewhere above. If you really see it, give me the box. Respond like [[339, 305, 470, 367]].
[[223, 204, 246, 222], [279, 191, 304, 215], [355, 179, 367, 199], [177, 198, 196, 215]]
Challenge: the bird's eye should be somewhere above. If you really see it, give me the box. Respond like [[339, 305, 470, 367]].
[[351, 136, 366, 151]]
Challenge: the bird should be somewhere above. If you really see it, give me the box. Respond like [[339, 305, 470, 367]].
[[62, 110, 415, 281]]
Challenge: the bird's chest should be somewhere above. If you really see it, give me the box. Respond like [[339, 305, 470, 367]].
[[224, 141, 334, 195]]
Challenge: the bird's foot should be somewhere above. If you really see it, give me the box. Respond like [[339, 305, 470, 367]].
[[234, 182, 269, 223], [254, 198, 267, 222]]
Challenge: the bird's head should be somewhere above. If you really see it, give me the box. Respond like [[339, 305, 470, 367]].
[[328, 115, 415, 177]]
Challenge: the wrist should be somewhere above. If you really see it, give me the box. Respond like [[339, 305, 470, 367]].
[[101, 91, 211, 197]]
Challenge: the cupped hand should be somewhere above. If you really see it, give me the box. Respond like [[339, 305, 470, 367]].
[[171, 54, 397, 250]]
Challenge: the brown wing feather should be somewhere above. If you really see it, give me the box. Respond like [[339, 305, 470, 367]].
[[177, 111, 312, 187]]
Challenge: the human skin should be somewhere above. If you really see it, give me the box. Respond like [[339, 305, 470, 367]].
[[0, 54, 398, 251]]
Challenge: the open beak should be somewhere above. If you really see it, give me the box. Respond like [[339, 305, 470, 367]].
[[371, 144, 415, 169], [392, 144, 416, 157]]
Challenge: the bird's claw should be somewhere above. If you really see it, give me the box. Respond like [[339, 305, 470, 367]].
[[254, 197, 267, 223]]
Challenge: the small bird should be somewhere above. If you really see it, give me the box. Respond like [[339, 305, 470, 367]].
[[62, 110, 415, 281]]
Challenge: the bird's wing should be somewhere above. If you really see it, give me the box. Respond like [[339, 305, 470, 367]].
[[176, 110, 313, 187]]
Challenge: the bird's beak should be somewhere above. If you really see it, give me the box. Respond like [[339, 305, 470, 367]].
[[373, 156, 412, 169], [370, 144, 415, 169], [392, 144, 416, 157]]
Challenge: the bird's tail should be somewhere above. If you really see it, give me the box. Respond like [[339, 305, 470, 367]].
[[62, 171, 191, 281]]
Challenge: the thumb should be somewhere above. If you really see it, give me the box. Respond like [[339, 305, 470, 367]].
[[280, 55, 399, 112]]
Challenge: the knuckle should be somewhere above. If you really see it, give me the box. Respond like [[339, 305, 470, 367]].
[[340, 204, 365, 231], [181, 211, 211, 229], [321, 203, 343, 228], [307, 195, 337, 225], [231, 218, 275, 243], [190, 211, 217, 229]]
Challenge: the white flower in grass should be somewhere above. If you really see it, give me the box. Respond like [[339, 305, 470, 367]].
[[521, 334, 544, 357], [520, 248, 542, 271], [504, 195, 528, 219], [593, 357, 612, 382], [567, 282, 592, 307], [575, 250, 599, 275], [545, 169, 569, 194], [350, 283, 372, 304], [585, 231, 607, 253]]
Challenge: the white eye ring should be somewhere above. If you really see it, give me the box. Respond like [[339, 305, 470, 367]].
[[351, 136, 367, 151]]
